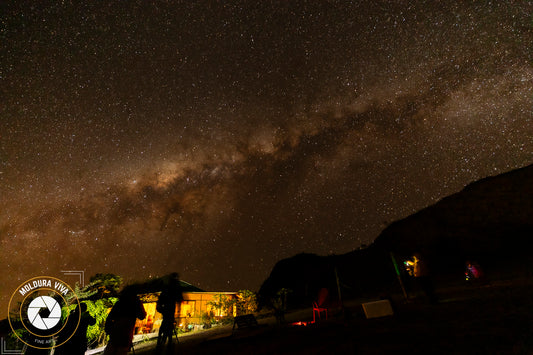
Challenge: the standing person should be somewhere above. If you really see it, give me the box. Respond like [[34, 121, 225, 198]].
[[55, 303, 96, 355], [156, 273, 184, 353], [412, 253, 437, 304], [465, 260, 485, 282], [103, 286, 146, 355]]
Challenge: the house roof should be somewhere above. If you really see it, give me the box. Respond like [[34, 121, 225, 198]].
[[179, 280, 204, 292], [137, 279, 206, 302], [127, 274, 205, 295]]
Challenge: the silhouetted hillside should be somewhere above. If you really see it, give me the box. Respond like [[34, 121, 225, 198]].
[[374, 163, 533, 275], [259, 164, 533, 307]]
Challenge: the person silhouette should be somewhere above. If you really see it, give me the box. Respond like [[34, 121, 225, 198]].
[[103, 286, 146, 355], [156, 273, 184, 353], [54, 303, 96, 355]]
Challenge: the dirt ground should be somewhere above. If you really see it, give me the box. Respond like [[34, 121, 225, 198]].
[[133, 278, 533, 355]]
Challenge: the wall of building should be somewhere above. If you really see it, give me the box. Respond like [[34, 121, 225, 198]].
[[135, 291, 237, 334]]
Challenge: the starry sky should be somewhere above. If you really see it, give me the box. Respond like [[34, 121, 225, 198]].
[[1, 1, 532, 316]]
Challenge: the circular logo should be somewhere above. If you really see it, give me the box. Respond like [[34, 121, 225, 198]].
[[27, 296, 62, 330], [8, 276, 80, 350]]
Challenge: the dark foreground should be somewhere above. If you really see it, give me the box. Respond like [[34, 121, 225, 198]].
[[134, 279, 533, 355]]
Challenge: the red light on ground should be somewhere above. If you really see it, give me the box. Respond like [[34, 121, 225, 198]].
[[290, 321, 308, 326]]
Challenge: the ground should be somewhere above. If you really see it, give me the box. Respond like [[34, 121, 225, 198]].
[[125, 278, 533, 355]]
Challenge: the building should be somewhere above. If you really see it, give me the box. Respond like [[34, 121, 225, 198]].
[[135, 281, 238, 334]]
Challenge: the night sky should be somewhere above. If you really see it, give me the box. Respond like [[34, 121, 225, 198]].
[[1, 1, 532, 316]]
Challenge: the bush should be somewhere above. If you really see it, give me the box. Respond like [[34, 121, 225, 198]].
[[201, 311, 215, 329], [236, 290, 258, 315], [85, 298, 118, 348]]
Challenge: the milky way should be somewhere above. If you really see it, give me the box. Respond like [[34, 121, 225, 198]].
[[1, 1, 532, 315]]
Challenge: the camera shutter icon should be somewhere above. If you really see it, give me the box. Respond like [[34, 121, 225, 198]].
[[27, 296, 62, 330]]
